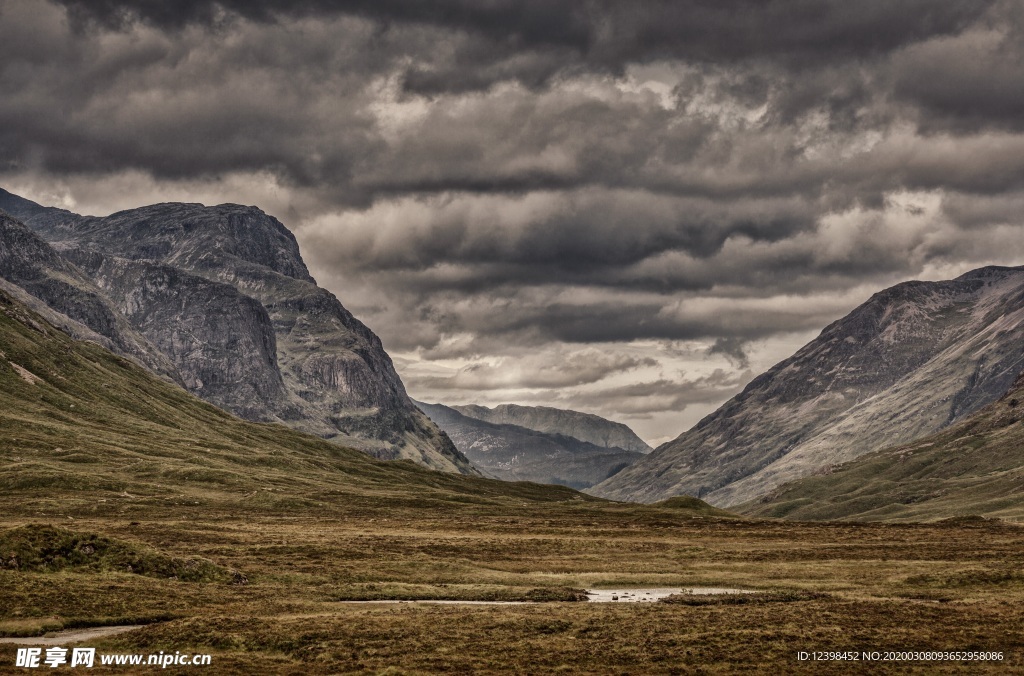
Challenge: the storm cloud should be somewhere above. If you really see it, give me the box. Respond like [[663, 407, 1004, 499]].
[[4, 0, 1024, 441]]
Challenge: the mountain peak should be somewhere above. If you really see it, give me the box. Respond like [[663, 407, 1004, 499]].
[[64, 201, 316, 284]]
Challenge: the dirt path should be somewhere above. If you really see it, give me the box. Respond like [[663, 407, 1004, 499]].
[[0, 625, 144, 645]]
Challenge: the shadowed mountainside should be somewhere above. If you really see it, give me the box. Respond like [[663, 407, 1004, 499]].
[[740, 371, 1024, 522], [0, 211, 180, 381]]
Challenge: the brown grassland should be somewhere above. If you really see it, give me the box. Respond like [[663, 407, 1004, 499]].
[[2, 290, 1024, 673], [2, 505, 1024, 674]]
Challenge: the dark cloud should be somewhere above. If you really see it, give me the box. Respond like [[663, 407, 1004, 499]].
[[324, 276, 864, 355], [567, 370, 753, 416], [889, 28, 1024, 133], [0, 8, 392, 194], [54, 0, 994, 65], [707, 337, 749, 368], [5, 0, 1024, 434], [409, 350, 657, 391], [940, 191, 1024, 229], [302, 191, 820, 278], [466, 299, 825, 345], [6, 0, 1022, 206]]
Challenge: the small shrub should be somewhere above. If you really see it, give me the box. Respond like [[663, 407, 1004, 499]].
[[524, 587, 589, 602]]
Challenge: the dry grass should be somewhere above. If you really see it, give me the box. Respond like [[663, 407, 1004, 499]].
[[1, 289, 1024, 672], [1, 509, 1023, 674]]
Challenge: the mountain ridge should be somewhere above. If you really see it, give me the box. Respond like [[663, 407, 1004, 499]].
[[449, 403, 652, 453], [591, 265, 1024, 506], [415, 400, 644, 489]]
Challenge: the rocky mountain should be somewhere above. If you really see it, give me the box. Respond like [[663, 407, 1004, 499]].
[[0, 286, 581, 515], [591, 266, 1024, 506], [449, 403, 652, 453], [742, 371, 1024, 522], [415, 401, 644, 489], [0, 189, 473, 474]]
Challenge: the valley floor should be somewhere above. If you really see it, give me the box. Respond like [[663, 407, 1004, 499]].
[[2, 500, 1023, 674]]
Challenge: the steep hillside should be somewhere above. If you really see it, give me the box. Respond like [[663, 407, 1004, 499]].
[[416, 401, 644, 489], [592, 266, 1024, 506], [0, 288, 584, 515], [741, 372, 1024, 522], [1, 192, 472, 474], [450, 403, 652, 453]]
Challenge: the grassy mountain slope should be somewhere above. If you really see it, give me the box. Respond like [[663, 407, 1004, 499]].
[[0, 288, 588, 517], [741, 373, 1024, 522]]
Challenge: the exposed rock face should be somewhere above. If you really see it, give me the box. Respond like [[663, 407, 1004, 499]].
[[66, 251, 286, 421], [591, 266, 1024, 506], [0, 211, 181, 381], [1, 191, 473, 474], [450, 403, 652, 453], [416, 401, 643, 489]]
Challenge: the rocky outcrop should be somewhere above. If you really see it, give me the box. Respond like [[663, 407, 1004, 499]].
[[0, 211, 181, 381], [416, 401, 643, 489], [451, 403, 652, 453], [591, 266, 1024, 506], [65, 251, 286, 421], [1, 192, 473, 474]]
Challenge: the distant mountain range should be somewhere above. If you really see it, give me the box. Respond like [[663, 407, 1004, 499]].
[[592, 266, 1024, 507], [448, 403, 652, 454], [415, 401, 646, 489], [0, 188, 472, 474]]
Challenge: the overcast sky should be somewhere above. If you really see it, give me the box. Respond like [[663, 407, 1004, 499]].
[[4, 0, 1024, 444]]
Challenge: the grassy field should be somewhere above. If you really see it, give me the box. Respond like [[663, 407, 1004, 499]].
[[2, 290, 1024, 672], [2, 468, 1024, 674], [2, 508, 1024, 674]]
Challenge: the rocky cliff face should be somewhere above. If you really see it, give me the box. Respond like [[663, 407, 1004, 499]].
[[0, 211, 181, 381], [65, 250, 286, 422], [416, 401, 643, 489], [1, 192, 473, 474], [591, 266, 1024, 506], [450, 404, 652, 453]]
